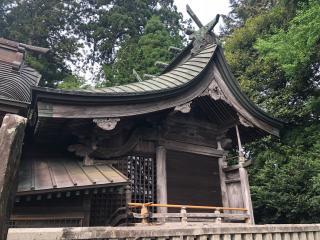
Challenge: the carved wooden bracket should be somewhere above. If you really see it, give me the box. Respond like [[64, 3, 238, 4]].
[[201, 80, 233, 107], [91, 128, 141, 159], [208, 81, 225, 101], [93, 118, 120, 131], [68, 143, 96, 166], [174, 102, 192, 113]]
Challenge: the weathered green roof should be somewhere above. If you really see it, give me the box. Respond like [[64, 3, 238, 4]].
[[31, 41, 284, 136], [78, 44, 215, 94]]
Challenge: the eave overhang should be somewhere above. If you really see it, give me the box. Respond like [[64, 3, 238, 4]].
[[213, 47, 284, 135], [31, 44, 284, 137], [0, 96, 29, 115], [31, 44, 216, 105]]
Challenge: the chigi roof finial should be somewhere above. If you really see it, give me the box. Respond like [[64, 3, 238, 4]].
[[185, 4, 220, 54]]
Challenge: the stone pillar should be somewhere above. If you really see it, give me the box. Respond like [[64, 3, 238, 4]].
[[156, 146, 167, 213], [0, 114, 26, 240]]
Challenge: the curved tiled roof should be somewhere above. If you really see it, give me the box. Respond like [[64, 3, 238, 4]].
[[0, 38, 44, 105], [78, 44, 216, 95], [0, 62, 41, 103], [31, 42, 284, 136]]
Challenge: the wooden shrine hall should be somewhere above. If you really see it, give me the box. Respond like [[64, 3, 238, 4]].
[[0, 9, 284, 229]]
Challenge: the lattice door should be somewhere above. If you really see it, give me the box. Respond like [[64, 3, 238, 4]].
[[114, 154, 157, 210]]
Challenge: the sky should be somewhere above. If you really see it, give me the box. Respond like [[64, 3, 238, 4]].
[[174, 0, 231, 32]]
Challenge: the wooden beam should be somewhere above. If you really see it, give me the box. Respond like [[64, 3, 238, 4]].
[[156, 146, 167, 214], [222, 160, 252, 172], [133, 69, 143, 82], [164, 140, 224, 157], [217, 141, 229, 211], [235, 125, 255, 224], [155, 61, 168, 68], [168, 46, 182, 54], [239, 165, 254, 224], [235, 124, 243, 156], [186, 4, 203, 28]]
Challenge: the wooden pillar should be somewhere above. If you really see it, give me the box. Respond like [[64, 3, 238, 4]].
[[239, 159, 254, 224], [217, 141, 229, 209], [156, 146, 167, 213], [235, 125, 255, 224], [0, 114, 26, 239], [82, 195, 91, 226]]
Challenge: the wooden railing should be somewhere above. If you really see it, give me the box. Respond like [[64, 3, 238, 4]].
[[128, 202, 250, 224]]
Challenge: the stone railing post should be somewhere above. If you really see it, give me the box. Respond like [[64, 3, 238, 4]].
[[0, 114, 26, 240], [214, 209, 222, 224], [180, 207, 187, 223], [141, 204, 149, 224]]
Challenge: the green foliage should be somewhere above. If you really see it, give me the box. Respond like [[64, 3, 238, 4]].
[[1, 0, 184, 87], [56, 75, 88, 90], [221, 0, 280, 36], [1, 0, 82, 87], [224, 0, 320, 223], [224, 7, 288, 111], [256, 2, 320, 73], [249, 124, 320, 223], [221, 0, 307, 36], [102, 16, 182, 86], [255, 1, 320, 115], [77, 0, 183, 66]]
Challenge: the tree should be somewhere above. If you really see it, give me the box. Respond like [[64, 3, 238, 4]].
[[224, 7, 288, 114], [1, 0, 82, 87], [255, 1, 320, 121], [77, 0, 184, 83], [220, 0, 306, 36], [220, 0, 279, 36], [102, 16, 183, 87], [223, 0, 320, 223], [249, 124, 320, 223], [0, 0, 184, 87]]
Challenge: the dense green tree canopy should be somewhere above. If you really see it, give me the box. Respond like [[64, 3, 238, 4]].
[[0, 0, 184, 87], [0, 0, 82, 87], [102, 16, 183, 86], [223, 0, 320, 223]]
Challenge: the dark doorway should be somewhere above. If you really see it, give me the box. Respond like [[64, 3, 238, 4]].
[[166, 150, 222, 212]]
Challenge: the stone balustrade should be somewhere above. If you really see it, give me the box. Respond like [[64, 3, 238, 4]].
[[7, 223, 320, 240]]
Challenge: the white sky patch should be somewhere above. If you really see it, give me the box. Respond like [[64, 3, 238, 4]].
[[175, 0, 231, 33]]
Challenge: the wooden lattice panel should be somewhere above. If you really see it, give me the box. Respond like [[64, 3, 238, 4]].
[[113, 154, 157, 212]]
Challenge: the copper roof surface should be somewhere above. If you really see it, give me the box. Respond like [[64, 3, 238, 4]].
[[49, 44, 216, 95], [17, 158, 128, 195], [0, 38, 44, 104]]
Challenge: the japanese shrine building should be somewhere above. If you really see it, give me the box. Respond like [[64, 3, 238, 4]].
[[0, 22, 284, 228]]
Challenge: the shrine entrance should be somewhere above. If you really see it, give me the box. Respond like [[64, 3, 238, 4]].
[[166, 150, 222, 212]]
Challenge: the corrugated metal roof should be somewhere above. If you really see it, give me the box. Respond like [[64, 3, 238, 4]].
[[17, 158, 128, 195]]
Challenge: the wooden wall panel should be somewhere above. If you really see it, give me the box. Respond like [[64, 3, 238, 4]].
[[226, 182, 244, 209], [166, 150, 222, 212]]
